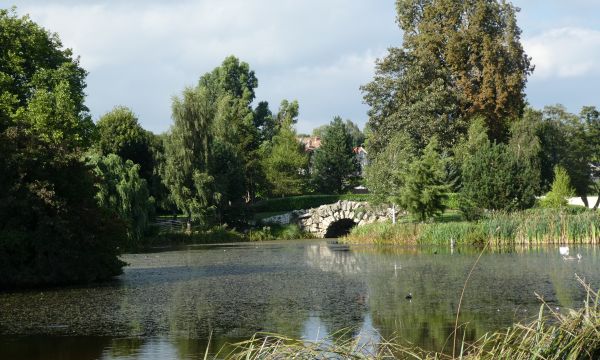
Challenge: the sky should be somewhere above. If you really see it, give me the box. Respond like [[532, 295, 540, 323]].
[[6, 0, 600, 135]]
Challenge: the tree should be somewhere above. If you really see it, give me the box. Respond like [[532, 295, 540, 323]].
[[311, 116, 358, 194], [362, 0, 532, 155], [344, 120, 365, 147], [312, 119, 365, 148], [163, 86, 218, 226], [364, 133, 417, 221], [261, 122, 308, 197], [95, 106, 154, 180], [538, 105, 595, 207], [400, 138, 448, 222], [459, 119, 539, 213], [0, 8, 124, 286], [276, 99, 299, 127], [88, 153, 154, 248], [541, 166, 575, 208], [253, 101, 276, 143]]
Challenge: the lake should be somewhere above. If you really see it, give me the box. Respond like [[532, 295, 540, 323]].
[[1, 240, 599, 359]]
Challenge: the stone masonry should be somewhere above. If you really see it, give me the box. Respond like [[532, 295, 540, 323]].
[[262, 200, 392, 238]]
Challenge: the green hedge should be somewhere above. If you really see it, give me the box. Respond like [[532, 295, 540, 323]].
[[251, 194, 372, 213]]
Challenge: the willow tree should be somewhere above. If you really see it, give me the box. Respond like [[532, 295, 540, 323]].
[[163, 86, 218, 226], [362, 0, 533, 155]]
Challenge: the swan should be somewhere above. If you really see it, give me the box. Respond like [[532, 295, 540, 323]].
[[559, 246, 569, 256]]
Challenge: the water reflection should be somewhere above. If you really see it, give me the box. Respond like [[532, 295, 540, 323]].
[[1, 241, 599, 359]]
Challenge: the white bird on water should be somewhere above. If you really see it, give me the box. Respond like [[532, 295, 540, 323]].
[[559, 246, 570, 256]]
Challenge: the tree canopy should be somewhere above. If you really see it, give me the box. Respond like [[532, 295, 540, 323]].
[[0, 8, 124, 287], [362, 0, 532, 155], [311, 116, 358, 194]]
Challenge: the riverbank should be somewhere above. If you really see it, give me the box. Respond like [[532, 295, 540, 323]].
[[343, 207, 600, 246]]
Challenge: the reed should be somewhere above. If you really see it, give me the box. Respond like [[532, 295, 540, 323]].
[[344, 208, 600, 246]]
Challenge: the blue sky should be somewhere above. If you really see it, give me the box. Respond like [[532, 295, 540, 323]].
[[7, 0, 600, 134]]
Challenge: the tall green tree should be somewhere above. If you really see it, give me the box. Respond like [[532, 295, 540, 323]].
[[541, 166, 575, 208], [459, 119, 539, 213], [311, 116, 358, 194], [364, 133, 417, 208], [400, 138, 448, 222], [88, 153, 153, 248], [0, 8, 124, 286], [163, 86, 218, 226], [261, 121, 308, 197], [95, 106, 154, 180], [362, 0, 532, 155], [538, 105, 595, 207]]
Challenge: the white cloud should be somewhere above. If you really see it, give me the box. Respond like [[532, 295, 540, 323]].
[[12, 0, 398, 133], [524, 27, 600, 79]]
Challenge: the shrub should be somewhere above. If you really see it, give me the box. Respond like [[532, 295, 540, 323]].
[[540, 165, 575, 208]]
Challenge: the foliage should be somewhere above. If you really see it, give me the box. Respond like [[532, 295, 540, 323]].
[[145, 225, 244, 246], [247, 224, 311, 241], [459, 119, 539, 213], [344, 208, 600, 246], [312, 119, 365, 147], [366, 134, 448, 221], [260, 121, 308, 197], [311, 116, 359, 194], [364, 133, 417, 206], [275, 99, 299, 126], [0, 8, 125, 287], [162, 86, 218, 226], [541, 166, 575, 208], [95, 106, 154, 179], [88, 153, 154, 248], [253, 100, 276, 143], [400, 138, 449, 221], [362, 0, 532, 155], [538, 105, 597, 207], [251, 194, 372, 213]]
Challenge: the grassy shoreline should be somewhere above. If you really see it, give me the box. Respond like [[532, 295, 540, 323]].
[[343, 208, 600, 246]]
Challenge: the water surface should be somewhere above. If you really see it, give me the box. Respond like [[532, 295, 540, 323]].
[[1, 240, 598, 359]]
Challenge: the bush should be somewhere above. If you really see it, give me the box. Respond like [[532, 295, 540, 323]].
[[252, 194, 371, 213], [248, 224, 311, 241], [540, 165, 575, 208]]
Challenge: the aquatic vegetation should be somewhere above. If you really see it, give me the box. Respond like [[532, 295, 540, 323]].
[[344, 208, 600, 246]]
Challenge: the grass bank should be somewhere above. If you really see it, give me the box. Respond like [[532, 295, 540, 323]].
[[344, 208, 600, 246], [212, 280, 600, 359]]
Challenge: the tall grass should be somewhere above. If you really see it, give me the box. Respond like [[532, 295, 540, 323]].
[[212, 278, 600, 359], [344, 208, 600, 246]]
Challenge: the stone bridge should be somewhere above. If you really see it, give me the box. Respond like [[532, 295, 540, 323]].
[[262, 200, 392, 238]]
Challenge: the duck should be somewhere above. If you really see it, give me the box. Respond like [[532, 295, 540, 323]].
[[562, 253, 582, 261], [405, 292, 413, 300]]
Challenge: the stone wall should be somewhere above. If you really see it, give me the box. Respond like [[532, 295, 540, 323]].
[[262, 200, 392, 238]]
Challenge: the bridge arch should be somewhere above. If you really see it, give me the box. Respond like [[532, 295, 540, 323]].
[[297, 200, 391, 238], [324, 218, 357, 238]]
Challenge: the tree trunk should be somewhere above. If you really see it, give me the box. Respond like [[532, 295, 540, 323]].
[[581, 195, 589, 208]]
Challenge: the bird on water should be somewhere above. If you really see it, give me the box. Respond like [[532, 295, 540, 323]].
[[405, 292, 412, 300]]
